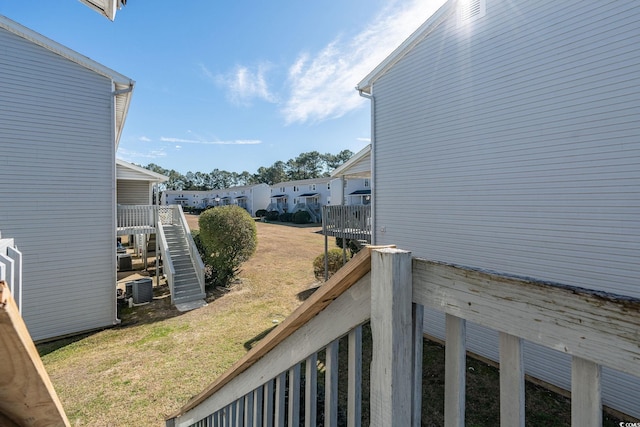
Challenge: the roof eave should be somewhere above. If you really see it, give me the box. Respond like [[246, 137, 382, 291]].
[[78, 0, 123, 21], [331, 144, 371, 177], [116, 158, 169, 182], [0, 15, 136, 149], [356, 0, 455, 93]]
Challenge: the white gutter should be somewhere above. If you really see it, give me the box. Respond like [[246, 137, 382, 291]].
[[358, 89, 376, 245]]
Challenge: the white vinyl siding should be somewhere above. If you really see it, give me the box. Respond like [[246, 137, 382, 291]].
[[371, 0, 640, 418], [0, 27, 116, 340], [117, 180, 152, 205]]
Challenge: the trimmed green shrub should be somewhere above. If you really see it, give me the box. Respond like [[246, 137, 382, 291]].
[[255, 209, 267, 218], [266, 210, 280, 221], [279, 212, 293, 222], [198, 205, 257, 288], [313, 248, 351, 281], [335, 237, 363, 256], [292, 210, 311, 224]]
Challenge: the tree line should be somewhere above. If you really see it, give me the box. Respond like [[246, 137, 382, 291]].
[[144, 149, 353, 191]]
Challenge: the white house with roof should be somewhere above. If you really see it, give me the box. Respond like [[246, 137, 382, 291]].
[[267, 177, 333, 222], [162, 184, 270, 217], [329, 145, 372, 206], [117, 159, 168, 205], [357, 0, 640, 418], [0, 15, 134, 341]]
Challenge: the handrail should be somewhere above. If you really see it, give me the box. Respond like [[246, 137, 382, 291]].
[[0, 281, 71, 426], [156, 221, 176, 302], [174, 205, 205, 294], [166, 245, 395, 422], [167, 246, 640, 426]]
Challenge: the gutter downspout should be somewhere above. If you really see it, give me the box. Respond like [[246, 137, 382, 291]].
[[358, 89, 376, 245], [112, 83, 133, 326]]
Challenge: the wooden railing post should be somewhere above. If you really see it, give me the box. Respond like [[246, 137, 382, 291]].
[[572, 357, 602, 427], [370, 248, 413, 426]]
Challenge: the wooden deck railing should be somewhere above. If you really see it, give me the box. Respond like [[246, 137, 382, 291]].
[[166, 247, 640, 427], [322, 205, 371, 243]]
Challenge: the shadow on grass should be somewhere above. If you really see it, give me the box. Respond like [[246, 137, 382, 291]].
[[37, 332, 97, 357], [259, 220, 322, 229], [244, 325, 278, 351], [297, 285, 320, 301]]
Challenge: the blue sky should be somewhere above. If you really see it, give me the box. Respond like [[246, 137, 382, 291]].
[[1, 0, 446, 174]]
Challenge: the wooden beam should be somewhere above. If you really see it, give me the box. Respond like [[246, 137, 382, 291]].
[[572, 357, 602, 427], [0, 281, 70, 426], [370, 248, 413, 427], [444, 314, 465, 427], [499, 332, 525, 427], [412, 259, 640, 377]]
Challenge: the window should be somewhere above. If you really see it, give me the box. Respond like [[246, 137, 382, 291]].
[[294, 186, 299, 191], [364, 179, 370, 188], [310, 184, 316, 191]]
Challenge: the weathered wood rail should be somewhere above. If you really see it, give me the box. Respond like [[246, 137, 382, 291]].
[[166, 247, 640, 426]]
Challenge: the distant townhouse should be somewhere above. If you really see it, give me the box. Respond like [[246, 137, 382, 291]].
[[162, 184, 270, 217], [267, 177, 333, 222], [329, 145, 372, 206]]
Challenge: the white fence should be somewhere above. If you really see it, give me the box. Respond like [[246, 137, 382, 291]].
[[0, 231, 22, 313], [166, 247, 640, 426]]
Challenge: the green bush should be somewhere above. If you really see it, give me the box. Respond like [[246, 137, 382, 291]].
[[313, 248, 351, 281], [279, 212, 293, 222], [292, 210, 311, 224], [335, 237, 363, 256], [266, 210, 280, 221], [198, 205, 257, 288], [255, 209, 267, 218]]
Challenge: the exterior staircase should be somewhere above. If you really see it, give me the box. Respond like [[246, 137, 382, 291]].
[[160, 224, 206, 308]]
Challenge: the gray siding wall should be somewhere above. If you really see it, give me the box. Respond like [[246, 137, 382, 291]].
[[372, 0, 640, 417], [117, 180, 152, 205], [0, 28, 116, 340]]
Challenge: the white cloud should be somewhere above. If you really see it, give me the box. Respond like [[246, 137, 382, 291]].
[[138, 136, 152, 142], [208, 63, 277, 106], [357, 137, 371, 143], [117, 147, 167, 160], [282, 0, 446, 124], [160, 137, 262, 145]]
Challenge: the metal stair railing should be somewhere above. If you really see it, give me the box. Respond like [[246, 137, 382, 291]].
[[156, 221, 176, 303]]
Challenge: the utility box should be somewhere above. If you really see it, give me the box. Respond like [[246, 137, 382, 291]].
[[132, 278, 153, 304], [117, 253, 132, 271]]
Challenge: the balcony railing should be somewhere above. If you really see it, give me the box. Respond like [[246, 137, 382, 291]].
[[166, 247, 640, 427]]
